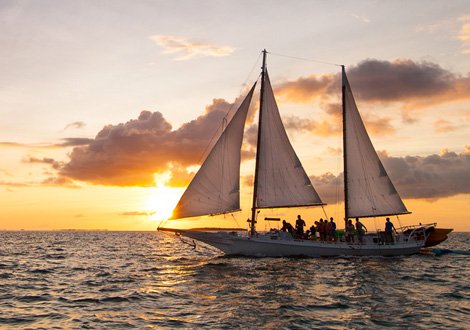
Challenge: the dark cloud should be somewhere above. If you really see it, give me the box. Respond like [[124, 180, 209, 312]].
[[311, 148, 470, 203], [64, 121, 86, 130], [344, 59, 456, 103], [276, 59, 470, 105], [275, 58, 470, 122], [58, 138, 94, 147], [24, 157, 63, 170]]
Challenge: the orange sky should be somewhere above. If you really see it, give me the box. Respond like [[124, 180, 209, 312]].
[[0, 1, 469, 231]]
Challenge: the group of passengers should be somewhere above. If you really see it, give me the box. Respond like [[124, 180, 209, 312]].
[[345, 218, 367, 243], [281, 215, 337, 241], [280, 215, 398, 244]]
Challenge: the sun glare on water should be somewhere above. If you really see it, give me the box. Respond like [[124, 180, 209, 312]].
[[145, 172, 184, 221]]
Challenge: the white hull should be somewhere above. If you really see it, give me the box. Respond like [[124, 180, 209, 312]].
[[181, 231, 425, 257]]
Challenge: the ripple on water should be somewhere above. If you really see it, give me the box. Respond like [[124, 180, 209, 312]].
[[0, 231, 468, 329]]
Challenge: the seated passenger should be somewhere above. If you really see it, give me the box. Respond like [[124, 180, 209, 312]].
[[281, 220, 294, 235]]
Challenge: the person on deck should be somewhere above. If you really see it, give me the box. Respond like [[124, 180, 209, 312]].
[[385, 218, 396, 243], [317, 219, 325, 241], [329, 217, 336, 241], [281, 220, 294, 235], [309, 223, 317, 240], [295, 215, 306, 238], [346, 219, 355, 243], [355, 218, 367, 243]]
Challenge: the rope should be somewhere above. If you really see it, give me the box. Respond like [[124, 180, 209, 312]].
[[178, 52, 263, 189], [268, 51, 343, 67]]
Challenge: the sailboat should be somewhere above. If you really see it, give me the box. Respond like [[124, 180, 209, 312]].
[[159, 50, 437, 257]]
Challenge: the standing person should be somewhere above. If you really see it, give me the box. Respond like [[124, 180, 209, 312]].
[[325, 220, 332, 241], [385, 217, 396, 243], [329, 217, 336, 241], [317, 219, 324, 241], [295, 215, 306, 238], [355, 218, 367, 243], [346, 219, 355, 243]]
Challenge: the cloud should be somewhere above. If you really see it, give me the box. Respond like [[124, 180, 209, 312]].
[[0, 138, 93, 149], [149, 35, 235, 60], [351, 14, 370, 24], [24, 157, 63, 170], [311, 148, 470, 203], [0, 176, 79, 188], [276, 74, 334, 103], [276, 58, 470, 123], [59, 97, 244, 186], [434, 118, 460, 133], [458, 15, 470, 53], [58, 138, 94, 147], [120, 211, 155, 216], [64, 121, 86, 130]]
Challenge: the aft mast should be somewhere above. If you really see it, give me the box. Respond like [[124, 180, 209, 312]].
[[250, 49, 267, 236], [341, 65, 349, 225]]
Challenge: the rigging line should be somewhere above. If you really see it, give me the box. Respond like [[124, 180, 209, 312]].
[[230, 213, 242, 230], [179, 52, 262, 189], [268, 51, 343, 67], [321, 205, 329, 219], [396, 214, 403, 231]]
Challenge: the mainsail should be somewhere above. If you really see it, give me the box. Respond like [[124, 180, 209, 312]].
[[343, 69, 409, 218], [170, 83, 256, 219], [255, 72, 324, 208]]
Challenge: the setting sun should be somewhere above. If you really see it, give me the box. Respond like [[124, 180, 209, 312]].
[[145, 172, 184, 221]]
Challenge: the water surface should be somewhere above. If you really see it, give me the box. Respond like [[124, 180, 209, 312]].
[[0, 231, 468, 329]]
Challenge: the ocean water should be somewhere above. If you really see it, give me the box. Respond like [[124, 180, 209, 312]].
[[0, 231, 468, 329]]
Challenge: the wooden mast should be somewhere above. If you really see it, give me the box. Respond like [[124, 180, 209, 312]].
[[342, 65, 349, 229], [250, 49, 267, 236]]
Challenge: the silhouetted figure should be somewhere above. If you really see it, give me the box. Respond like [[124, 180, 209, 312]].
[[309, 224, 317, 240], [329, 217, 336, 241], [281, 220, 294, 235], [295, 215, 306, 238], [385, 217, 396, 243], [346, 219, 355, 243], [317, 219, 325, 241], [355, 218, 367, 243]]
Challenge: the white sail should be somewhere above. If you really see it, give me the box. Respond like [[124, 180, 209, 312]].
[[343, 71, 409, 218], [171, 83, 256, 219], [256, 72, 323, 208]]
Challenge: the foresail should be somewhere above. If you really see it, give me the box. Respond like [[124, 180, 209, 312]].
[[171, 83, 256, 219], [343, 72, 409, 218], [256, 72, 323, 208]]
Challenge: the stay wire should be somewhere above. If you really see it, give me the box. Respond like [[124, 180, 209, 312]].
[[267, 51, 343, 67], [178, 52, 262, 190]]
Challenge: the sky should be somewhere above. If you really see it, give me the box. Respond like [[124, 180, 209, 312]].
[[1, 0, 469, 231]]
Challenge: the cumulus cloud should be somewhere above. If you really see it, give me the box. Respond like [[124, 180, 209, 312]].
[[149, 35, 235, 60], [59, 96, 244, 186], [311, 148, 470, 203]]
